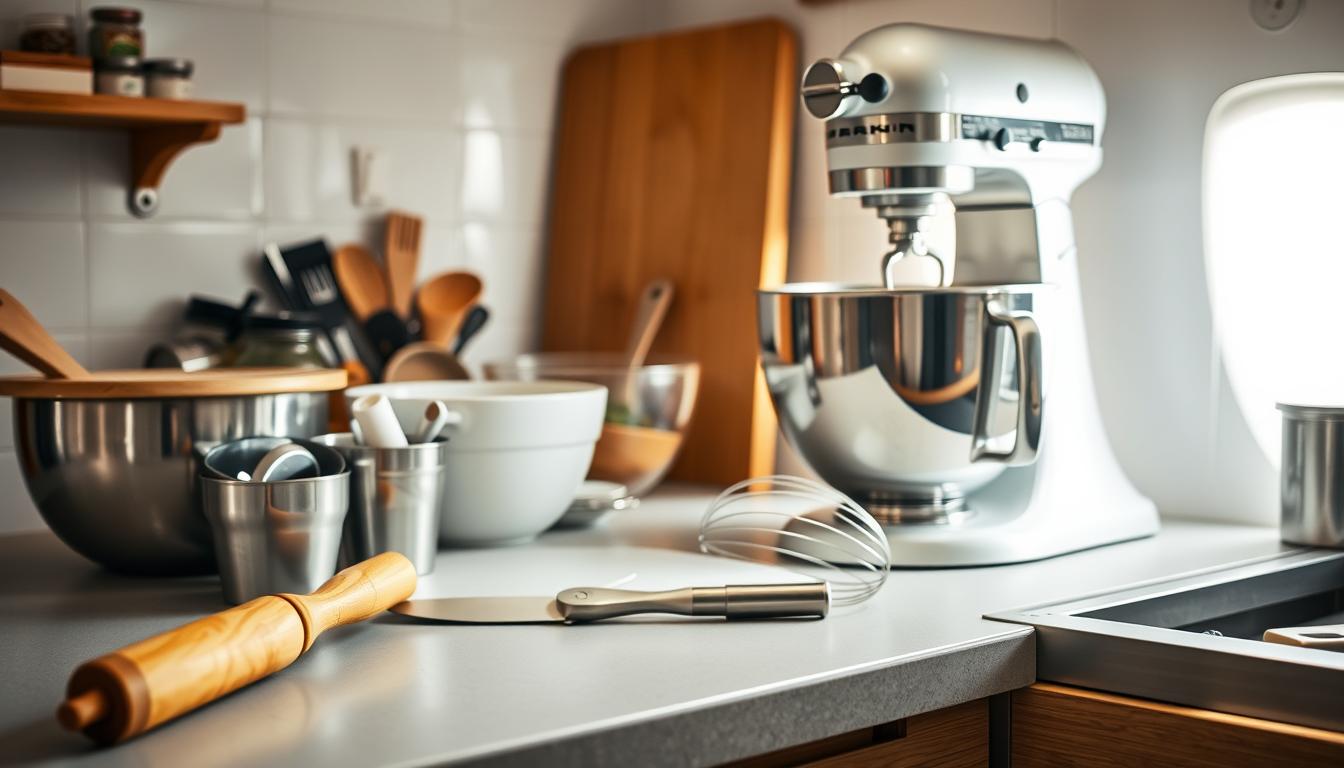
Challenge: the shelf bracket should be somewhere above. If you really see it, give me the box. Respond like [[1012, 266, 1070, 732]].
[[128, 122, 222, 218]]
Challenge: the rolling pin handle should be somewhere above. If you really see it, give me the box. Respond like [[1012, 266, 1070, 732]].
[[57, 689, 108, 731]]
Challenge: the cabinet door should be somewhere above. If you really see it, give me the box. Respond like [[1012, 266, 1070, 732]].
[[730, 699, 988, 767], [1013, 683, 1344, 767]]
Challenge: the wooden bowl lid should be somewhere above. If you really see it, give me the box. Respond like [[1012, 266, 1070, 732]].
[[0, 367, 348, 399]]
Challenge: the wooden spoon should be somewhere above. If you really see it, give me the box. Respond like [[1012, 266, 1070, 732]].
[[416, 271, 482, 345], [384, 211, 422, 320], [618, 280, 674, 408], [332, 244, 410, 361], [0, 289, 89, 379]]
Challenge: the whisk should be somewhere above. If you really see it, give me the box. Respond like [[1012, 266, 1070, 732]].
[[699, 475, 891, 607]]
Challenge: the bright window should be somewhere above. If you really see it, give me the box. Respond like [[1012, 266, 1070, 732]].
[[1203, 73, 1344, 465]]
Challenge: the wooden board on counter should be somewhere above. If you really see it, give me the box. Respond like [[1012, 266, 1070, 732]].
[[1013, 683, 1344, 767], [541, 18, 797, 485]]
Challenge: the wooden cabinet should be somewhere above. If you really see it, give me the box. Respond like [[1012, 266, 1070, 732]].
[[1012, 683, 1344, 767], [728, 699, 989, 767]]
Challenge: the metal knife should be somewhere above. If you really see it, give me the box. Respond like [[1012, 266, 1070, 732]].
[[391, 583, 830, 624]]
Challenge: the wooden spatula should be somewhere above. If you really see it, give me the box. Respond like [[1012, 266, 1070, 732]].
[[332, 244, 410, 361], [0, 289, 89, 379], [384, 211, 422, 320]]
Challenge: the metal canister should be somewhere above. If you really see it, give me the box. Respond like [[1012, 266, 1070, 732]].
[[1278, 403, 1344, 548], [200, 437, 350, 604], [314, 433, 448, 575]]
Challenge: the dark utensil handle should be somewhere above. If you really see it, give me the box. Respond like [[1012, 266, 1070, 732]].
[[363, 311, 412, 363], [452, 306, 490, 356]]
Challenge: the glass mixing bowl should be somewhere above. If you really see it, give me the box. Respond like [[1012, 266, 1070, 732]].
[[483, 353, 700, 498]]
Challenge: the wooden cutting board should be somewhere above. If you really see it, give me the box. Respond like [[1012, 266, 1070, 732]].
[[541, 18, 797, 485]]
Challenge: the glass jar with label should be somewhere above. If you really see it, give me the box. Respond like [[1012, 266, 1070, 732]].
[[144, 59, 194, 100], [94, 57, 143, 97], [88, 7, 143, 60]]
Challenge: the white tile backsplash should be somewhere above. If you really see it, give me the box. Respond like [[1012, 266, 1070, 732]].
[[87, 222, 261, 330], [271, 0, 454, 27], [457, 34, 564, 132], [127, 0, 268, 112], [0, 220, 87, 330], [264, 118, 459, 222], [0, 126, 83, 217], [267, 13, 455, 121]]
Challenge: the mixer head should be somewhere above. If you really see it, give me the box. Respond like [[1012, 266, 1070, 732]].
[[801, 23, 1106, 286]]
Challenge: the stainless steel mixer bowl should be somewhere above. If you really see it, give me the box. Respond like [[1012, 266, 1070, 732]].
[[13, 393, 330, 575], [757, 283, 1044, 523]]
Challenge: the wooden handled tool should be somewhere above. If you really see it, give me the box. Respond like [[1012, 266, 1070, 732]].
[[0, 288, 90, 379], [56, 552, 416, 746]]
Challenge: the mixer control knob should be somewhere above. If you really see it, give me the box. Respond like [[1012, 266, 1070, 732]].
[[993, 127, 1013, 151], [801, 59, 859, 119]]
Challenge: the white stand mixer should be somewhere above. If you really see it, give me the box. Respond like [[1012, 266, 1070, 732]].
[[764, 23, 1158, 566]]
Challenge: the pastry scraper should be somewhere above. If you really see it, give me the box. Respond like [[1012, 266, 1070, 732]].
[[391, 583, 830, 624]]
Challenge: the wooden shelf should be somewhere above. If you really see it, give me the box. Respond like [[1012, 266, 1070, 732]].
[[0, 90, 246, 216]]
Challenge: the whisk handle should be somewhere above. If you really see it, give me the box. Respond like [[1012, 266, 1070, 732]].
[[555, 583, 830, 622]]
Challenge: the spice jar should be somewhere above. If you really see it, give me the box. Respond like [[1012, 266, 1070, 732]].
[[88, 7, 143, 60], [230, 313, 334, 369], [94, 56, 143, 97], [144, 58, 194, 100], [20, 14, 76, 55]]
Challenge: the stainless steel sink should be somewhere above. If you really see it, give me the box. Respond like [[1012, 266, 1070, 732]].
[[988, 548, 1344, 731]]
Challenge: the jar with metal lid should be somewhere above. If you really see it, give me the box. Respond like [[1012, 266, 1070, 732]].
[[230, 313, 334, 369], [20, 14, 75, 55], [144, 58, 194, 100], [94, 56, 143, 97], [88, 7, 143, 60]]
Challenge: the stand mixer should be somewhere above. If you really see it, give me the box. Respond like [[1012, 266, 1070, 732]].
[[757, 23, 1159, 566]]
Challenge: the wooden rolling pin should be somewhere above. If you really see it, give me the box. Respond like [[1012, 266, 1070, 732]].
[[57, 552, 416, 745]]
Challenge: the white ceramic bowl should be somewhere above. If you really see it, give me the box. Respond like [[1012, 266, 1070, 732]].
[[345, 380, 607, 546]]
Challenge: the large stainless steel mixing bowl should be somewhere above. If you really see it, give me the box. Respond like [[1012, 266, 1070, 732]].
[[758, 283, 1043, 523], [13, 393, 329, 575]]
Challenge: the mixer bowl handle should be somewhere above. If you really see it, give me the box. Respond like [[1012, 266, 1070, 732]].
[[970, 299, 1042, 465]]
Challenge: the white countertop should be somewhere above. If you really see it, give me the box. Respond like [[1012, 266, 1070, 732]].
[[0, 486, 1295, 766]]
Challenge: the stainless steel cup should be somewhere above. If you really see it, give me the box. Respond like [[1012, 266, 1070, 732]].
[[1278, 403, 1344, 548], [757, 283, 1044, 523], [314, 433, 448, 575], [200, 437, 350, 603]]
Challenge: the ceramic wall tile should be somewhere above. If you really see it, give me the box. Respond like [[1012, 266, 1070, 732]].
[[459, 130, 550, 227], [271, 0, 453, 27], [452, 222, 542, 319], [267, 13, 455, 122], [84, 117, 262, 221], [0, 220, 87, 331], [0, 126, 83, 217], [457, 35, 565, 133], [264, 118, 458, 223], [88, 222, 261, 330], [456, 0, 652, 43]]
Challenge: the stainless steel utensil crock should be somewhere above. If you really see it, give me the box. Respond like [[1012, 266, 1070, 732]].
[[15, 393, 330, 575], [314, 432, 449, 575], [1278, 403, 1344, 548], [757, 283, 1043, 523], [201, 437, 350, 603]]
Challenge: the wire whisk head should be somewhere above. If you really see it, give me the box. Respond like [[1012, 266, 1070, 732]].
[[699, 475, 890, 607]]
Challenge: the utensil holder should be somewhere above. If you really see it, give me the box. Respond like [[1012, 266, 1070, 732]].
[[314, 433, 449, 575], [201, 437, 350, 604]]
